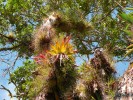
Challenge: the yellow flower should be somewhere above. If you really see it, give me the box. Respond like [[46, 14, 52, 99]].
[[48, 36, 76, 58]]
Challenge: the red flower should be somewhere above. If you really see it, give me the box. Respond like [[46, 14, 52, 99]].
[[33, 54, 45, 64]]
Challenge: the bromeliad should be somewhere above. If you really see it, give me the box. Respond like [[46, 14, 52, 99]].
[[48, 36, 77, 65]]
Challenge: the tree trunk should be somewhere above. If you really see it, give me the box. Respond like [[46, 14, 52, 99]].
[[115, 62, 133, 100]]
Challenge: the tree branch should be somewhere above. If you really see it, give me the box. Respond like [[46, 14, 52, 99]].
[[0, 33, 17, 42], [2, 54, 19, 76], [0, 85, 13, 98], [114, 1, 125, 10], [0, 85, 24, 99], [0, 33, 10, 39], [0, 45, 20, 51]]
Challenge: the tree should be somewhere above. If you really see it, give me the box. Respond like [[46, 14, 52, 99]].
[[0, 0, 132, 100]]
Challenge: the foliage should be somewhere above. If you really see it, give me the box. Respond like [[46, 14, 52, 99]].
[[0, 0, 132, 100], [9, 60, 36, 99], [119, 12, 133, 24], [0, 0, 131, 58], [0, 0, 46, 57], [119, 9, 133, 57]]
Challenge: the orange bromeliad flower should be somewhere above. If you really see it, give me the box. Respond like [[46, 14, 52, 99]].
[[48, 36, 77, 65], [49, 36, 76, 56]]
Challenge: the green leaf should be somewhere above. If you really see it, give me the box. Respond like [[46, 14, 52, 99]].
[[123, 30, 133, 35], [119, 13, 133, 23], [126, 7, 133, 10], [127, 44, 133, 49], [125, 48, 133, 56]]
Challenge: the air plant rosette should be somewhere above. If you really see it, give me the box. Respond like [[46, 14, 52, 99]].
[[48, 36, 77, 66]]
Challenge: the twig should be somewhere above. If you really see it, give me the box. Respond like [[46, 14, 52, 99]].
[[0, 85, 23, 99], [11, 54, 19, 69], [0, 45, 20, 51], [2, 54, 19, 76], [0, 33, 18, 42], [0, 85, 13, 98], [0, 33, 12, 39], [101, 7, 115, 22], [114, 1, 125, 10]]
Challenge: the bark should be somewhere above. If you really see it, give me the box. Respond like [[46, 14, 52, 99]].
[[115, 62, 133, 100]]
